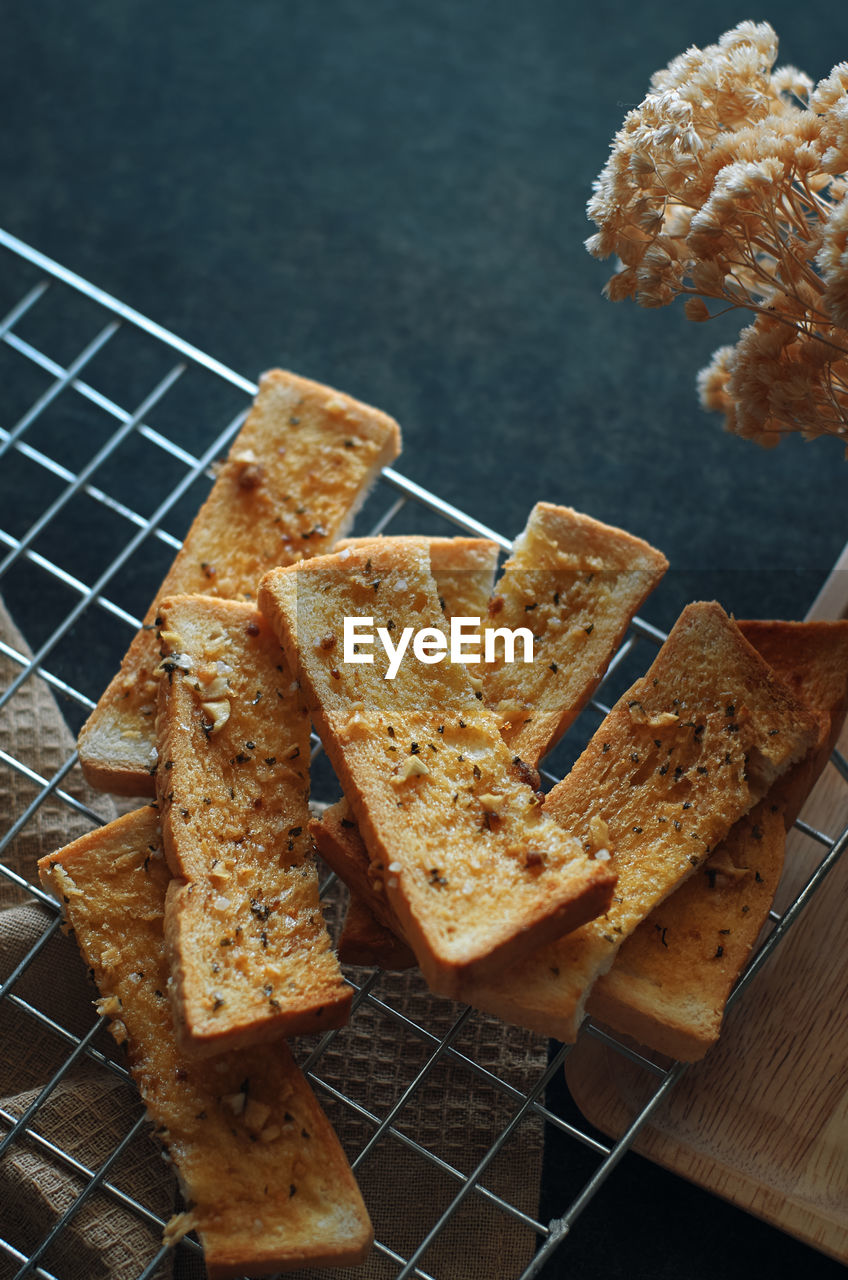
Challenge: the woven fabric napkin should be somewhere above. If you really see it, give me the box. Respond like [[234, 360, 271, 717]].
[[0, 597, 546, 1280]]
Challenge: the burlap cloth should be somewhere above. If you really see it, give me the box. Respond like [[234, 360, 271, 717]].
[[0, 598, 546, 1279]]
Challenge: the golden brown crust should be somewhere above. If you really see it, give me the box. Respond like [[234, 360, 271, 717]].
[[37, 808, 372, 1276], [77, 369, 401, 796], [259, 539, 616, 998], [483, 503, 668, 768], [155, 594, 351, 1054]]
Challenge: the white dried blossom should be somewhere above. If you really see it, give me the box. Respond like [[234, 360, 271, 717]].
[[772, 65, 814, 103], [588, 21, 848, 450], [823, 236, 848, 326]]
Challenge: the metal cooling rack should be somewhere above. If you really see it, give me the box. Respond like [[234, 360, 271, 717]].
[[0, 225, 846, 1280]]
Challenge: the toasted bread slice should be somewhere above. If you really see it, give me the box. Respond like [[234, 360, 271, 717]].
[[483, 503, 668, 768], [331, 535, 499, 963], [464, 602, 819, 1039], [155, 594, 351, 1054], [258, 539, 616, 998], [38, 807, 372, 1279], [586, 618, 848, 1060], [587, 800, 785, 1059], [334, 535, 501, 621], [78, 369, 401, 796]]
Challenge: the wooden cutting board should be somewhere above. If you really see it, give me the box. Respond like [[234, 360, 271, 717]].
[[565, 562, 848, 1264]]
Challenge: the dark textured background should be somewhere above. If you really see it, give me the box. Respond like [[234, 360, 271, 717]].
[[2, 2, 847, 1276]]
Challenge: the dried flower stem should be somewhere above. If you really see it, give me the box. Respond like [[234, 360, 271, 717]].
[[587, 21, 848, 451]]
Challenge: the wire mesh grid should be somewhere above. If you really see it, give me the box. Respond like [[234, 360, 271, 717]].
[[0, 225, 846, 1280]]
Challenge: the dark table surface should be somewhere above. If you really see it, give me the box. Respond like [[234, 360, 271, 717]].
[[3, 2, 848, 1277]]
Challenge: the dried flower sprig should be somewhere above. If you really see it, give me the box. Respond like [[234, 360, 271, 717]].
[[586, 20, 848, 452]]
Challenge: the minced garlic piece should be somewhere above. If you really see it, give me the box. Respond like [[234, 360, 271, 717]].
[[244, 1098, 272, 1133], [628, 700, 681, 728], [191, 674, 229, 700], [340, 706, 370, 741], [707, 853, 750, 883], [649, 711, 680, 728], [589, 815, 610, 848], [201, 699, 231, 734], [202, 631, 231, 661], [158, 630, 184, 650], [110, 1019, 128, 1044], [391, 756, 431, 784], [95, 995, 122, 1018]]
